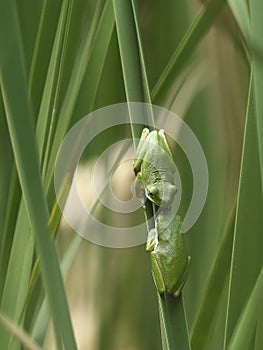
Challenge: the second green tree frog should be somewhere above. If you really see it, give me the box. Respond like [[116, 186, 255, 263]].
[[133, 128, 177, 207], [146, 210, 191, 296]]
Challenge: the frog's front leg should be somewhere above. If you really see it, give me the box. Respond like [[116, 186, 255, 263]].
[[133, 128, 150, 175], [146, 227, 158, 252], [134, 173, 147, 207]]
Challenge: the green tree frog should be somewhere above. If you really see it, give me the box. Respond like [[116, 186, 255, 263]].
[[146, 211, 191, 296], [133, 128, 177, 207]]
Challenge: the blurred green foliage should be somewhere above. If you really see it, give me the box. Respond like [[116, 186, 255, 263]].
[[0, 0, 263, 349]]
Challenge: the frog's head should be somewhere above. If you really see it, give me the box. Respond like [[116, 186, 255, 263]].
[[146, 183, 177, 207]]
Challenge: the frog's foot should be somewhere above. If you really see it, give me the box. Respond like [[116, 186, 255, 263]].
[[133, 128, 150, 175], [158, 129, 173, 158], [173, 256, 191, 297]]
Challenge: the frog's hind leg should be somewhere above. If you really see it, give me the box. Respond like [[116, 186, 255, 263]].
[[173, 256, 191, 297], [151, 252, 166, 294]]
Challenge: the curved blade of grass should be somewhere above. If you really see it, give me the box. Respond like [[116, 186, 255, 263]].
[[131, 0, 152, 106], [31, 235, 82, 344], [18, 174, 71, 326], [0, 204, 34, 349], [44, 0, 111, 190], [1, 0, 73, 346], [190, 205, 235, 349], [1, 2, 71, 340], [75, 0, 114, 115], [36, 0, 71, 164], [228, 0, 263, 66], [0, 91, 22, 303], [112, 0, 145, 104], [16, 0, 42, 73], [251, 0, 263, 196], [0, 94, 13, 238], [223, 71, 263, 348], [0, 166, 21, 298], [112, 0, 154, 140], [12, 3, 114, 338], [29, 0, 62, 115], [228, 267, 263, 349], [22, 0, 114, 323], [0, 2, 77, 349], [1, 2, 73, 344], [42, 5, 99, 182], [151, 0, 226, 104], [0, 312, 42, 350], [131, 0, 155, 131], [16, 0, 87, 327], [255, 300, 263, 350], [227, 0, 250, 41], [41, 0, 85, 178]]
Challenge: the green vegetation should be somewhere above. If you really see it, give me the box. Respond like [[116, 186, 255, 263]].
[[0, 0, 262, 349]]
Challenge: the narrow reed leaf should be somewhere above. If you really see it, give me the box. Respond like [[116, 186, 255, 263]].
[[1, 2, 74, 342], [131, 0, 155, 129], [228, 267, 263, 349], [36, 0, 70, 164], [0, 204, 34, 349], [251, 0, 263, 195], [224, 71, 263, 348], [255, 303, 263, 350], [113, 2, 191, 349], [158, 294, 191, 350], [44, 0, 110, 190], [23, 0, 113, 323], [112, 0, 145, 103], [190, 206, 236, 349], [0, 2, 77, 349], [31, 235, 82, 344], [112, 0, 151, 140], [227, 0, 250, 40], [78, 0, 115, 114], [29, 0, 62, 114], [0, 97, 13, 238], [0, 312, 42, 350], [131, 0, 152, 106], [18, 174, 71, 325], [0, 167, 21, 299], [152, 0, 226, 104]]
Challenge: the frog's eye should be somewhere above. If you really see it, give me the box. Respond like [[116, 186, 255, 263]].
[[147, 188, 158, 201], [147, 188, 156, 197]]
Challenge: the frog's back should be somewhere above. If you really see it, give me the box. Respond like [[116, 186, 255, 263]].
[[142, 146, 176, 187]]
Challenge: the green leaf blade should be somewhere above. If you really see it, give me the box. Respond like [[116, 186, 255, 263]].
[[0, 2, 77, 349], [224, 71, 263, 348]]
